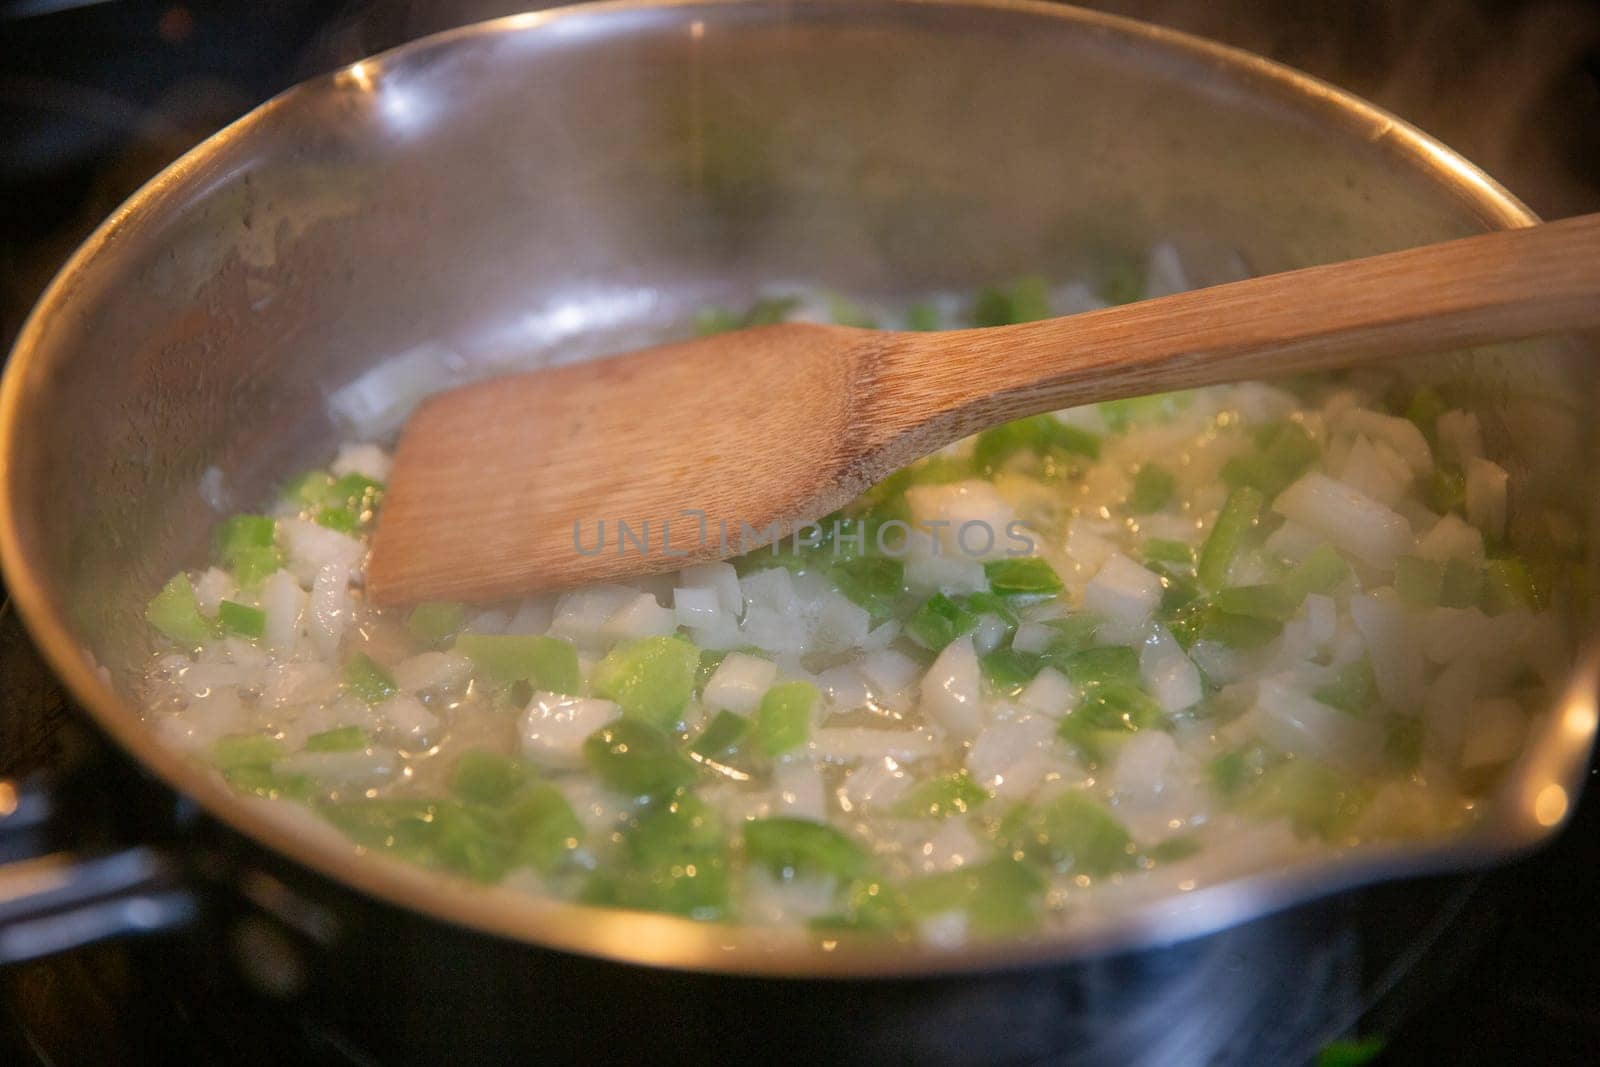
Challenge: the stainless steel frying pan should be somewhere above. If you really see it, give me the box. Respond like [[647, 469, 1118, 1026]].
[[0, 0, 1593, 983]]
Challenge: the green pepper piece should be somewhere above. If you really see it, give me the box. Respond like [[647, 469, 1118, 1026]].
[[904, 593, 980, 651], [830, 556, 906, 623], [1213, 584, 1300, 622], [217, 599, 265, 639], [904, 303, 941, 331], [1054, 645, 1141, 689], [583, 720, 697, 798], [689, 710, 751, 763], [1439, 558, 1483, 608], [456, 633, 581, 695], [407, 601, 466, 645], [1393, 556, 1444, 609], [983, 557, 1064, 599], [214, 734, 286, 770], [1197, 487, 1265, 590], [1283, 544, 1350, 601], [343, 651, 397, 704], [1239, 760, 1365, 839], [1481, 557, 1540, 614], [145, 573, 213, 645], [581, 795, 731, 919], [744, 817, 870, 880], [1127, 463, 1176, 513], [451, 749, 532, 806], [754, 681, 817, 756], [999, 793, 1136, 877], [980, 648, 1045, 694], [894, 771, 989, 819], [304, 726, 368, 753], [1313, 660, 1378, 715], [903, 857, 1046, 937]]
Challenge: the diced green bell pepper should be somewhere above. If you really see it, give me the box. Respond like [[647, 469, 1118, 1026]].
[[145, 573, 213, 645], [583, 720, 697, 798], [983, 557, 1064, 599], [455, 633, 581, 695], [1197, 487, 1265, 590], [999, 792, 1135, 877], [1313, 659, 1377, 715], [1127, 463, 1176, 513], [903, 857, 1046, 937], [305, 726, 368, 753], [407, 601, 466, 645], [754, 681, 817, 755], [744, 817, 870, 880], [217, 599, 265, 639], [343, 651, 397, 704], [895, 771, 989, 819], [905, 593, 979, 651], [592, 636, 701, 729], [581, 796, 731, 919]]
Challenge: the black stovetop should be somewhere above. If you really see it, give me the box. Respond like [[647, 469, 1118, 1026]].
[[2, 2, 1598, 1063]]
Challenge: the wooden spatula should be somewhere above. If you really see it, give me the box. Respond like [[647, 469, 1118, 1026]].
[[367, 213, 1600, 606]]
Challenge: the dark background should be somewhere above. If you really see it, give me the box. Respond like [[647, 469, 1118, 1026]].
[[0, 1, 1597, 1062]]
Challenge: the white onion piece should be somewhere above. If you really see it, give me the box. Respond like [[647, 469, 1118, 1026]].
[[811, 727, 942, 764], [1274, 472, 1412, 569], [921, 637, 982, 739], [278, 748, 396, 785], [811, 592, 871, 653], [279, 519, 364, 585], [1263, 519, 1324, 562], [838, 756, 913, 811], [261, 569, 305, 650], [1335, 409, 1433, 474], [329, 442, 392, 483], [679, 561, 743, 615], [1465, 457, 1509, 539], [1423, 657, 1479, 767], [548, 585, 636, 646], [392, 651, 473, 694], [1248, 675, 1383, 769], [1140, 627, 1202, 712], [1337, 436, 1406, 507], [965, 715, 1058, 800], [378, 693, 438, 741], [1304, 594, 1338, 647], [816, 665, 871, 711], [1110, 729, 1178, 800], [505, 596, 556, 635], [1435, 410, 1483, 466], [1460, 698, 1525, 770], [859, 648, 921, 695], [972, 614, 1010, 656], [1083, 554, 1162, 626], [905, 480, 1013, 559], [672, 585, 723, 629], [905, 555, 988, 595], [1416, 513, 1484, 565], [260, 661, 335, 706], [772, 762, 828, 821], [520, 692, 620, 768], [1011, 622, 1057, 655], [739, 567, 795, 611], [1019, 667, 1076, 717], [602, 593, 678, 641], [1350, 591, 1423, 709], [307, 562, 351, 658], [192, 567, 234, 618], [703, 652, 777, 714]]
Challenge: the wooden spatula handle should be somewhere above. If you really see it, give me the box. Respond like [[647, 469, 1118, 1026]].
[[865, 213, 1600, 455]]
